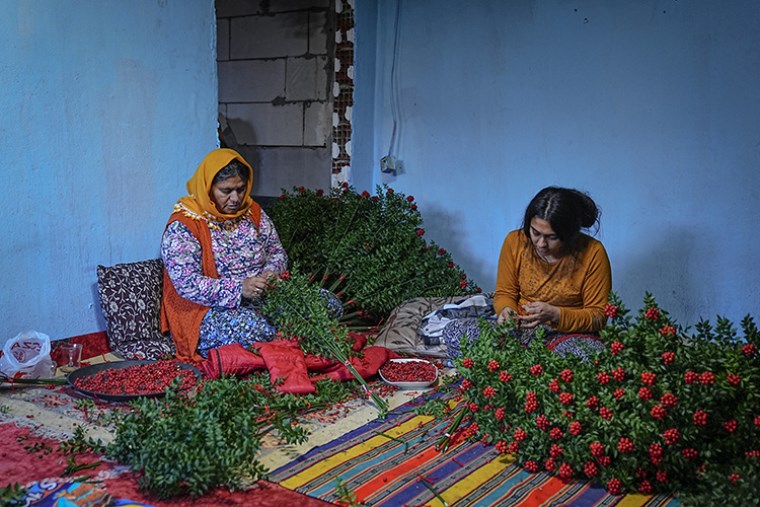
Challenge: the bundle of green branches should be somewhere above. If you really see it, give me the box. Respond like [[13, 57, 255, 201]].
[[261, 269, 389, 416], [268, 184, 481, 323], [106, 374, 360, 498]]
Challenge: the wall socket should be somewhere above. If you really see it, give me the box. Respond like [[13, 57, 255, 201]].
[[380, 155, 397, 174]]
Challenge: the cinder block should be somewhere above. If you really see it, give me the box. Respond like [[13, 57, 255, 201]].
[[286, 57, 316, 101], [266, 0, 330, 14], [231, 12, 308, 59], [215, 0, 263, 18], [309, 10, 328, 54], [218, 60, 285, 102], [217, 18, 230, 61], [237, 146, 332, 196], [227, 103, 304, 146], [304, 101, 330, 147]]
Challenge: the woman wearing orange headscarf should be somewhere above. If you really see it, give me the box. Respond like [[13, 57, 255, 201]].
[[160, 149, 288, 361]]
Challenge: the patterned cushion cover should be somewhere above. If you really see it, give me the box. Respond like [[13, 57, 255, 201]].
[[96, 259, 175, 360]]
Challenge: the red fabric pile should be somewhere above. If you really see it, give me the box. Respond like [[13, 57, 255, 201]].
[[199, 334, 399, 394]]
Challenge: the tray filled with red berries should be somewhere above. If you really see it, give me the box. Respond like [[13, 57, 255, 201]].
[[379, 358, 438, 389], [67, 359, 202, 402]]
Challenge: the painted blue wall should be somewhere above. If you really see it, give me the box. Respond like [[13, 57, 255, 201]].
[[0, 0, 218, 345], [355, 0, 760, 327]]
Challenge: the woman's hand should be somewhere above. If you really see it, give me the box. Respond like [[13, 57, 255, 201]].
[[518, 301, 560, 329], [242, 271, 282, 299], [497, 307, 518, 324]]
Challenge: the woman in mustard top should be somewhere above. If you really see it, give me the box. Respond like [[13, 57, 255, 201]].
[[493, 186, 612, 357]]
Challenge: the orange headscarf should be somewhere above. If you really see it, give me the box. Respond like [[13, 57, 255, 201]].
[[177, 148, 255, 222]]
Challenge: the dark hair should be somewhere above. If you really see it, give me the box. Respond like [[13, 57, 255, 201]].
[[522, 186, 600, 252], [212, 159, 250, 186]]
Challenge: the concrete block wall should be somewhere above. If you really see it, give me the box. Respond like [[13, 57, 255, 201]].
[[216, 0, 333, 196]]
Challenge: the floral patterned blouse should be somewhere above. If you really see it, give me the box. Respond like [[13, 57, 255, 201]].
[[160, 210, 288, 308]]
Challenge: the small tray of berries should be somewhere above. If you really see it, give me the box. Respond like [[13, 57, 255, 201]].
[[379, 358, 438, 389]]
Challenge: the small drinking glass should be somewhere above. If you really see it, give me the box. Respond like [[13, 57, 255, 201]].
[[59, 343, 83, 373]]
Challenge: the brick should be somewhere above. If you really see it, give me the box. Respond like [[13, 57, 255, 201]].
[[218, 60, 285, 102], [304, 101, 330, 146], [231, 12, 308, 59], [227, 103, 303, 146]]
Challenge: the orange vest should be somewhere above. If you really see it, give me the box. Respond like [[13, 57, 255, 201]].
[[160, 206, 261, 362]]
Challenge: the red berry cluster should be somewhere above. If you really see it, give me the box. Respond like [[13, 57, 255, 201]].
[[700, 371, 716, 384], [617, 437, 635, 453], [529, 364, 543, 376], [495, 440, 508, 454], [498, 370, 512, 382], [684, 370, 699, 384], [723, 419, 738, 433], [742, 343, 757, 357], [660, 392, 678, 408], [508, 441, 520, 454], [682, 447, 698, 460], [549, 427, 564, 440], [494, 407, 505, 420], [586, 395, 600, 409], [583, 461, 598, 477], [524, 391, 538, 413], [597, 372, 611, 385], [660, 325, 676, 336], [559, 392, 574, 405], [549, 443, 564, 458], [640, 371, 657, 385], [663, 428, 681, 445], [607, 478, 622, 495], [549, 378, 561, 393], [482, 386, 496, 398], [599, 407, 613, 420], [558, 462, 573, 480], [611, 366, 626, 381], [644, 307, 660, 320], [638, 387, 653, 401], [693, 409, 708, 426], [661, 351, 675, 365], [461, 357, 474, 368], [536, 414, 550, 430], [460, 378, 473, 390], [569, 421, 582, 436], [727, 373, 741, 386], [613, 388, 626, 400], [487, 359, 500, 371], [513, 428, 528, 441], [523, 460, 539, 473], [650, 404, 667, 420], [610, 341, 624, 355], [604, 304, 618, 318]]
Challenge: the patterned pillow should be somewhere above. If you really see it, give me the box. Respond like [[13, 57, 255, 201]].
[[96, 259, 175, 360]]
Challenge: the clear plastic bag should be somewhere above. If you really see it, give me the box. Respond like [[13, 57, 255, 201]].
[[0, 330, 54, 379]]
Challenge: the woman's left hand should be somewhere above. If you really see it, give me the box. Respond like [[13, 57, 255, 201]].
[[518, 302, 560, 329]]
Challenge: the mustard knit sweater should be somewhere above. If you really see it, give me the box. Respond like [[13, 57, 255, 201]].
[[494, 230, 612, 333]]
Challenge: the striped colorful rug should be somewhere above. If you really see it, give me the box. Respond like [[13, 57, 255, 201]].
[[268, 400, 680, 507]]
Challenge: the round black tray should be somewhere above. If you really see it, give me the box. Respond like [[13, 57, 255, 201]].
[[66, 360, 202, 402]]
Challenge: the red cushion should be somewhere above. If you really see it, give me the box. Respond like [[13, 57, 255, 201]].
[[258, 340, 315, 394], [199, 343, 266, 379]]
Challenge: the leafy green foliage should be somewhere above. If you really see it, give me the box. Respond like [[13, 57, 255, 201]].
[[439, 292, 760, 501], [0, 483, 26, 506], [269, 184, 480, 322], [261, 270, 389, 416], [106, 374, 361, 498]]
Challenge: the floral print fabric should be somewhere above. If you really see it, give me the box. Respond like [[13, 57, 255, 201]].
[[161, 210, 288, 355]]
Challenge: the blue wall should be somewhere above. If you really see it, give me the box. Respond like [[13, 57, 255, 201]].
[[355, 0, 760, 327], [0, 0, 218, 345]]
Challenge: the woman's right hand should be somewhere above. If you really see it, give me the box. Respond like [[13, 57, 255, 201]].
[[497, 307, 518, 324], [242, 276, 269, 299]]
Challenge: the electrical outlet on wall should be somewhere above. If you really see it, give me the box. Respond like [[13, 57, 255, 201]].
[[381, 155, 397, 174]]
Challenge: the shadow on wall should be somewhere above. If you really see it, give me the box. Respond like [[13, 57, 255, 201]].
[[421, 202, 494, 292], [614, 228, 701, 326]]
